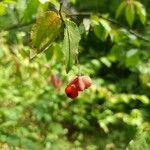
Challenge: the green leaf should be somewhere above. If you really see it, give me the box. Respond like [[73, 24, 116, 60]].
[[125, 49, 139, 67], [116, 1, 127, 18], [127, 130, 150, 150], [3, 0, 16, 4], [125, 3, 135, 26], [93, 23, 106, 41], [91, 16, 111, 41], [137, 95, 149, 104], [30, 11, 62, 59], [0, 48, 4, 58], [62, 19, 81, 73], [100, 57, 111, 67], [21, 138, 41, 150], [6, 135, 20, 147], [0, 2, 6, 16], [133, 1, 146, 24], [109, 44, 125, 62], [44, 45, 54, 61], [99, 19, 111, 35], [39, 0, 60, 9], [22, 0, 40, 23]]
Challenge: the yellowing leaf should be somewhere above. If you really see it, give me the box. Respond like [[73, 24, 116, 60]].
[[62, 20, 81, 73], [30, 11, 62, 59]]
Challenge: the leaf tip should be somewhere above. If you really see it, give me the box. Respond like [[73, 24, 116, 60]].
[[29, 50, 36, 60]]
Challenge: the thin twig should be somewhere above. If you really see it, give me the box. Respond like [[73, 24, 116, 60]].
[[0, 11, 150, 43], [75, 54, 81, 75], [67, 12, 150, 43], [0, 20, 35, 32], [59, 2, 65, 26]]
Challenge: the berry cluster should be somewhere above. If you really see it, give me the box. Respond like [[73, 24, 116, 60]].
[[65, 76, 92, 99]]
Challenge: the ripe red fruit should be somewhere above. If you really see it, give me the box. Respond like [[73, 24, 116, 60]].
[[69, 76, 85, 91], [77, 76, 85, 91], [69, 76, 78, 85], [69, 75, 92, 91], [82, 76, 92, 89], [65, 85, 78, 99], [65, 75, 92, 99]]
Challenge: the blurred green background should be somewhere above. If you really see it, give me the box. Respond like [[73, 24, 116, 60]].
[[0, 0, 150, 149]]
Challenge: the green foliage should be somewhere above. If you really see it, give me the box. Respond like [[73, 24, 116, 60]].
[[0, 0, 150, 149], [22, 0, 40, 23], [91, 16, 111, 41], [116, 0, 147, 26], [0, 2, 6, 16], [133, 1, 147, 24], [116, 1, 126, 19], [125, 3, 135, 26], [63, 19, 81, 73], [125, 49, 139, 67], [127, 129, 150, 150]]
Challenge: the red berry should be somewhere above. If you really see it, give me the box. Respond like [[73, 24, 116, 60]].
[[69, 76, 85, 91], [69, 76, 78, 85], [76, 76, 85, 91], [69, 75, 92, 91], [81, 76, 92, 89], [65, 85, 78, 99]]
